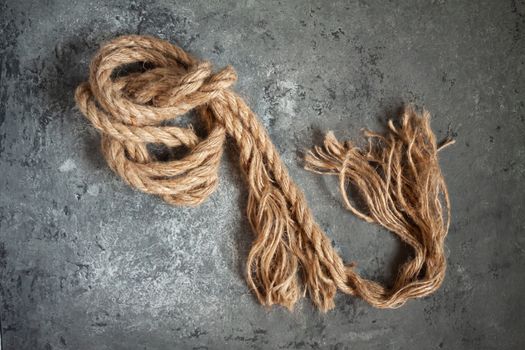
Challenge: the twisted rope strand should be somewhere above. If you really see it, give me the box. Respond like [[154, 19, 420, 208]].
[[74, 35, 452, 311]]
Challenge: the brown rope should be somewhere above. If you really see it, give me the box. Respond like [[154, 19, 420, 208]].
[[74, 35, 453, 311]]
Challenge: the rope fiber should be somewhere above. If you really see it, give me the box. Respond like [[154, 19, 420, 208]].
[[75, 35, 453, 311]]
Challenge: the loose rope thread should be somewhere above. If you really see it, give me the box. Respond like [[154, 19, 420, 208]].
[[75, 35, 453, 311]]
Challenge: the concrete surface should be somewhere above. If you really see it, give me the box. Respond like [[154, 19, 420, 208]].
[[1, 0, 524, 349]]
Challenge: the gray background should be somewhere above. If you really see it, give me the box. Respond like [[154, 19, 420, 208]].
[[1, 0, 524, 349]]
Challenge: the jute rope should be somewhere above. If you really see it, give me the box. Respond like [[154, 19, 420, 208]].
[[75, 35, 453, 311]]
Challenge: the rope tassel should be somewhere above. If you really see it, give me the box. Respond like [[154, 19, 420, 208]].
[[305, 108, 454, 308], [74, 35, 453, 311]]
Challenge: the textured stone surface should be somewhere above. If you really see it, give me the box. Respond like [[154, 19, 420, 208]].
[[1, 0, 524, 349]]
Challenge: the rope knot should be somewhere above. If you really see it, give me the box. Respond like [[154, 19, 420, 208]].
[[75, 35, 237, 206]]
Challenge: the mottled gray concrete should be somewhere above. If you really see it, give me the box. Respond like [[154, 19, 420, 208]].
[[1, 0, 524, 349]]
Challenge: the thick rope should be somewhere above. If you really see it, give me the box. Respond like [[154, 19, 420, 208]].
[[75, 35, 453, 311]]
